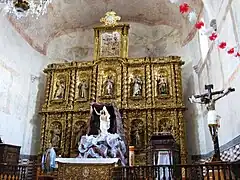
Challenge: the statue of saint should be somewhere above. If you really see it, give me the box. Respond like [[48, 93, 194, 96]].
[[132, 75, 142, 97], [157, 75, 168, 95], [54, 79, 65, 99], [104, 75, 114, 96], [78, 80, 88, 99], [94, 106, 110, 135]]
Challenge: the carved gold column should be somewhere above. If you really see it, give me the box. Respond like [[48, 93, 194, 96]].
[[65, 113, 73, 157], [122, 110, 129, 145], [178, 110, 187, 164], [43, 113, 50, 151], [145, 58, 153, 141], [42, 71, 52, 110], [40, 114, 47, 153], [174, 60, 184, 105], [68, 67, 76, 109], [91, 65, 97, 100], [122, 64, 128, 108], [145, 58, 152, 106]]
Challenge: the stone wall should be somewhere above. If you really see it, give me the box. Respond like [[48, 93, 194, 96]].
[[184, 0, 240, 160]]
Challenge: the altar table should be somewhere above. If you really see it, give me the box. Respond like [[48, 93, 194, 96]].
[[55, 158, 119, 180]]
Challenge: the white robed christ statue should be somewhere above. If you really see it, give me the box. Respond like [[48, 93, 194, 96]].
[[94, 106, 110, 135]]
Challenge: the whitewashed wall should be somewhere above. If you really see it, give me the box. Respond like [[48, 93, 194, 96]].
[[184, 0, 240, 156], [0, 13, 54, 156]]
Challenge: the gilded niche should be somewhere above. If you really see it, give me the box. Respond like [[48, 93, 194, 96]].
[[155, 70, 170, 98], [72, 121, 87, 150], [158, 118, 172, 133], [130, 75, 143, 98], [53, 74, 67, 100], [130, 119, 145, 149], [50, 121, 62, 148], [77, 79, 89, 101], [101, 70, 116, 98]]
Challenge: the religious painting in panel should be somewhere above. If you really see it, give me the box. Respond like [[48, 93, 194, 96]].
[[158, 118, 172, 133], [128, 67, 145, 108], [49, 121, 62, 149], [99, 30, 122, 58], [71, 120, 87, 152], [130, 119, 145, 149], [156, 110, 179, 144]]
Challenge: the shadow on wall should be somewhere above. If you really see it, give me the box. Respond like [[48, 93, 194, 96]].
[[183, 63, 201, 162], [29, 73, 46, 158]]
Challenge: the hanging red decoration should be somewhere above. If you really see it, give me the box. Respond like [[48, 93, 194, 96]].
[[227, 48, 235, 54], [209, 33, 217, 41], [235, 52, 240, 57], [179, 3, 189, 14], [218, 42, 227, 49], [195, 21, 204, 29], [176, 2, 240, 59]]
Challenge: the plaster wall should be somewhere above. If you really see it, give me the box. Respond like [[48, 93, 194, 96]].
[[184, 0, 240, 156], [0, 13, 55, 156]]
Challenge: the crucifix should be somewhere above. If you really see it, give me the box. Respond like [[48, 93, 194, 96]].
[[189, 84, 235, 161]]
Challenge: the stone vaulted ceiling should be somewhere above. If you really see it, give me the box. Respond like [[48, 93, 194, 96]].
[[8, 0, 203, 60]]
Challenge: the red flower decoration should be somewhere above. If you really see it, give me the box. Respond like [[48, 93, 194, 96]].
[[235, 52, 240, 57], [227, 48, 234, 54], [209, 33, 217, 41], [195, 21, 204, 29], [179, 3, 189, 14], [218, 42, 227, 49]]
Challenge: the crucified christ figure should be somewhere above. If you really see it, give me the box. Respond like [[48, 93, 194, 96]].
[[189, 84, 235, 161]]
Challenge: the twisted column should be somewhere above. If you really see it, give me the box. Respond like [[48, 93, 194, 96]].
[[68, 69, 76, 109], [122, 65, 128, 108], [40, 114, 47, 153], [91, 65, 97, 101], [145, 58, 152, 107], [42, 72, 52, 109], [174, 63, 183, 105], [122, 110, 129, 145], [64, 113, 73, 157], [146, 110, 153, 143], [178, 111, 187, 164]]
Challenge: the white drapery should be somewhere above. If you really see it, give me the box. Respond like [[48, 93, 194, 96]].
[[153, 150, 173, 180]]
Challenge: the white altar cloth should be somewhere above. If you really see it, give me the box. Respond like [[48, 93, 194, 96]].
[[55, 158, 119, 164]]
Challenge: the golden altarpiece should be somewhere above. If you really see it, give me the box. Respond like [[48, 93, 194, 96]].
[[39, 11, 187, 165]]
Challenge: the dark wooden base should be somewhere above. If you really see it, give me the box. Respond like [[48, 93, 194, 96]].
[[38, 175, 55, 180]]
